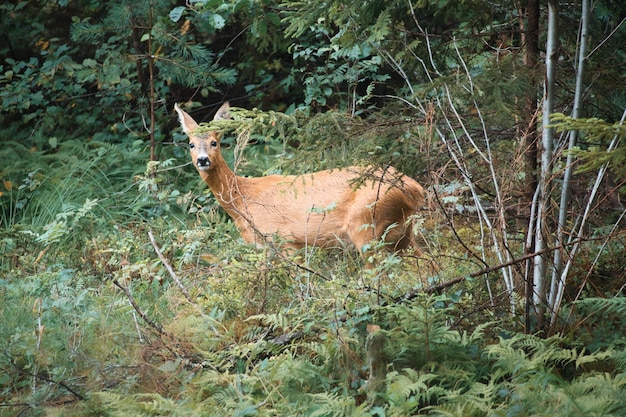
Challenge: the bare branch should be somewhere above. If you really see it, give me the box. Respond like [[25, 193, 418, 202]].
[[2, 351, 85, 401], [398, 239, 587, 303], [112, 279, 173, 339], [148, 230, 193, 303]]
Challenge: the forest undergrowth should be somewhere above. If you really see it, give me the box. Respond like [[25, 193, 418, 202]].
[[1, 111, 625, 417]]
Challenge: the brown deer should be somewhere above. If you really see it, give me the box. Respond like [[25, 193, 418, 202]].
[[175, 102, 426, 264]]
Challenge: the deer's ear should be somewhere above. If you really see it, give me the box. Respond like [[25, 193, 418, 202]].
[[214, 102, 231, 121], [174, 103, 199, 134]]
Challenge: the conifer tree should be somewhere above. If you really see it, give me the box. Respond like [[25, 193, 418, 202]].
[[70, 0, 236, 159]]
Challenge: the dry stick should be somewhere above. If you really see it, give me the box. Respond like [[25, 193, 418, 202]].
[[431, 185, 487, 270], [112, 279, 173, 339], [397, 241, 580, 303], [2, 351, 85, 402], [112, 279, 216, 370], [564, 207, 626, 327], [148, 230, 194, 303], [270, 239, 594, 348], [150, 231, 222, 330], [274, 247, 553, 346], [549, 108, 626, 327]]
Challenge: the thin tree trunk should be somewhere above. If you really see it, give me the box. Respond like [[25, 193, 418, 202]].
[[550, 108, 626, 330], [549, 0, 590, 325], [521, 0, 541, 332], [523, 0, 540, 200], [532, 0, 559, 324], [148, 1, 156, 162]]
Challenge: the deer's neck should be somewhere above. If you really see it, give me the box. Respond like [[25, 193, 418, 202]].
[[199, 157, 246, 217]]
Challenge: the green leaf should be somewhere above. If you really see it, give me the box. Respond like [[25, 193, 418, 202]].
[[82, 58, 97, 68], [210, 13, 225, 30], [169, 6, 186, 22]]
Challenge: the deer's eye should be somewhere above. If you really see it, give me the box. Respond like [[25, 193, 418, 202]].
[[211, 141, 218, 148], [189, 143, 195, 149]]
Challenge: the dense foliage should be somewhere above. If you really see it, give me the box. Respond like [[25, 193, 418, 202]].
[[1, 0, 626, 415]]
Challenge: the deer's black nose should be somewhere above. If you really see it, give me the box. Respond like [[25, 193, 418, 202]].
[[197, 157, 210, 168]]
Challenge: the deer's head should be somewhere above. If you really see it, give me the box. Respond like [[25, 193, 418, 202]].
[[174, 102, 230, 172]]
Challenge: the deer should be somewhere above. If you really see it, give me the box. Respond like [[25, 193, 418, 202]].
[[174, 102, 427, 266]]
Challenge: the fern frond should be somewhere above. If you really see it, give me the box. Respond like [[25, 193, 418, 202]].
[[307, 392, 357, 417], [576, 296, 626, 317], [386, 369, 442, 413]]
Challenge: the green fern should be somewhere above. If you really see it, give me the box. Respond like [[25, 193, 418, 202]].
[[386, 369, 442, 414], [91, 391, 205, 417], [306, 392, 361, 417], [576, 296, 626, 317]]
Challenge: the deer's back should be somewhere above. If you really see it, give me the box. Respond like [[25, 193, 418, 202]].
[[230, 166, 424, 249]]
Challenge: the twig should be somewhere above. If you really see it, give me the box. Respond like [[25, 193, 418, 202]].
[[131, 311, 145, 344], [563, 206, 626, 325], [225, 200, 332, 281], [549, 107, 626, 326], [586, 16, 625, 58], [112, 279, 173, 339], [112, 280, 218, 369], [2, 351, 85, 401], [148, 230, 194, 303], [431, 185, 486, 268], [396, 240, 582, 302]]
